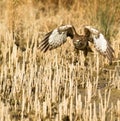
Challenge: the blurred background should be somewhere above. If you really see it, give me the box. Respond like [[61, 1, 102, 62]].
[[0, 0, 120, 121], [0, 0, 120, 38]]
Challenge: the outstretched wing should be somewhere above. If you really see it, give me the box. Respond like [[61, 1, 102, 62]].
[[39, 25, 74, 52], [84, 26, 114, 64]]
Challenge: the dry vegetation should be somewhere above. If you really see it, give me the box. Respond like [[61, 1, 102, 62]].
[[0, 0, 120, 121]]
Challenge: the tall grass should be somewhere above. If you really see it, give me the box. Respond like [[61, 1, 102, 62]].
[[84, 0, 120, 40], [0, 0, 120, 121]]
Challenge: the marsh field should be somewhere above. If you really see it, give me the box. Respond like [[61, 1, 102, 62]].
[[0, 0, 120, 121]]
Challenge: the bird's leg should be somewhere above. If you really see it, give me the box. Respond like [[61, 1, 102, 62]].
[[73, 48, 79, 65], [83, 49, 88, 66], [109, 60, 112, 65]]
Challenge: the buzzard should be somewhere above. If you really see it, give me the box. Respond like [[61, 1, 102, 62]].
[[39, 25, 114, 65]]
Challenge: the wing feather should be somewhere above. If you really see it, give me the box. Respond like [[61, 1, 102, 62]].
[[40, 41, 49, 51], [42, 44, 49, 53], [84, 26, 114, 63], [39, 25, 74, 52], [40, 38, 49, 47]]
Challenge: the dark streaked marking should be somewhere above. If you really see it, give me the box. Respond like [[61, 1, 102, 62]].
[[40, 41, 49, 51], [40, 38, 49, 48], [42, 44, 49, 52]]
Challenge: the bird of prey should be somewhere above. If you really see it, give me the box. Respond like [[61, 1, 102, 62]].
[[39, 25, 114, 65]]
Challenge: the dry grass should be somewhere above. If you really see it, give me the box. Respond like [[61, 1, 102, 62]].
[[0, 0, 120, 121]]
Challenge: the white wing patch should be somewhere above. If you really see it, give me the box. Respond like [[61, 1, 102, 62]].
[[84, 26, 114, 64], [49, 29, 67, 49], [85, 26, 107, 52], [39, 25, 73, 52], [93, 33, 107, 53]]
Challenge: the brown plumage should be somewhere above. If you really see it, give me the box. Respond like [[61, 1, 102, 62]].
[[38, 25, 114, 65]]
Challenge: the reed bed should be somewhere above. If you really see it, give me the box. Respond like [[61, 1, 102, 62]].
[[0, 0, 120, 121]]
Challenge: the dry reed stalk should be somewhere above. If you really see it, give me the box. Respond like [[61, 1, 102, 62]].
[[0, 0, 120, 121]]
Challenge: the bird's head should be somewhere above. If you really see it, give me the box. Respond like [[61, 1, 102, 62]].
[[73, 39, 85, 50]]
